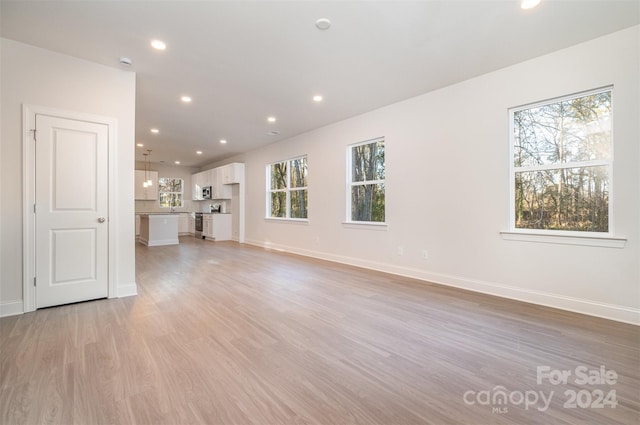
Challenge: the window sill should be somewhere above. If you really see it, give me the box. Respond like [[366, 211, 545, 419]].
[[264, 217, 309, 225], [500, 231, 627, 248], [342, 221, 388, 231]]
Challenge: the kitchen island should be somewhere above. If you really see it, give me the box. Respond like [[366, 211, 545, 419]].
[[138, 213, 179, 246]]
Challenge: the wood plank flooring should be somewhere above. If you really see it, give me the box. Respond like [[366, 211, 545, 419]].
[[1, 237, 639, 424]]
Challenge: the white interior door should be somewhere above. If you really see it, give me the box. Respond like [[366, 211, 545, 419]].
[[35, 114, 109, 308]]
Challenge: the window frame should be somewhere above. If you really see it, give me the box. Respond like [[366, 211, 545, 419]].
[[346, 137, 386, 225], [507, 86, 614, 238], [158, 177, 184, 208], [265, 155, 308, 221]]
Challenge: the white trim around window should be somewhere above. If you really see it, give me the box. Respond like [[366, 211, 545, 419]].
[[158, 177, 184, 208], [266, 155, 308, 221], [507, 87, 616, 243], [346, 137, 386, 225]]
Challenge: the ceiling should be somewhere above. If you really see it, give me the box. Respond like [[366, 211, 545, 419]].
[[2, 1, 638, 168]]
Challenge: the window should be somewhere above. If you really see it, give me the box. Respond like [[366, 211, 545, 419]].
[[267, 156, 308, 219], [348, 138, 385, 223], [510, 88, 612, 233], [158, 177, 184, 208]]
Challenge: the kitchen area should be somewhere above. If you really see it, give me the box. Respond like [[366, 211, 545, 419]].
[[135, 162, 244, 246]]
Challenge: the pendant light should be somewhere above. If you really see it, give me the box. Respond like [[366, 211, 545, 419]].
[[142, 153, 149, 188], [146, 150, 153, 186]]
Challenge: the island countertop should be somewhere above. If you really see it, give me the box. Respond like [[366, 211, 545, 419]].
[[136, 211, 193, 215]]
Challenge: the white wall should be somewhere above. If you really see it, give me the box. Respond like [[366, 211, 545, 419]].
[[0, 39, 137, 315], [230, 26, 640, 324]]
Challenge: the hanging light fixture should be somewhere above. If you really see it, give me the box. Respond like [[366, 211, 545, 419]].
[[146, 150, 153, 186], [142, 153, 149, 188]]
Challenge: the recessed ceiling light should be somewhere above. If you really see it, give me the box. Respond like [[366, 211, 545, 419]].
[[175, 161, 181, 164], [196, 151, 203, 155], [313, 95, 323, 102], [150, 128, 159, 133], [520, 0, 541, 9], [181, 96, 192, 103], [220, 139, 227, 144], [136, 143, 144, 147], [267, 116, 276, 123], [151, 39, 166, 50], [315, 18, 331, 30]]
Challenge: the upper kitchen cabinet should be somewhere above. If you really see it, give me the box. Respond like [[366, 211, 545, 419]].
[[135, 170, 158, 200], [192, 164, 243, 200], [215, 167, 232, 199], [192, 171, 204, 200], [192, 169, 214, 200], [221, 163, 244, 184]]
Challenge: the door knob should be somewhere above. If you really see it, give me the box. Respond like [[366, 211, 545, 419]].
[[98, 217, 106, 223]]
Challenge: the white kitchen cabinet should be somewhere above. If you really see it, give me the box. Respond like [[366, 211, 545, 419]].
[[135, 170, 158, 200], [221, 163, 244, 184], [135, 214, 140, 237], [188, 214, 195, 235], [202, 214, 232, 241], [214, 167, 232, 199], [194, 166, 240, 201], [203, 215, 212, 238], [192, 171, 205, 200], [191, 173, 200, 200], [192, 169, 215, 200], [203, 169, 214, 187], [178, 213, 190, 235], [212, 214, 232, 240]]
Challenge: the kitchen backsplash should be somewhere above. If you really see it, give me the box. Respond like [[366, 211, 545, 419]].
[[194, 200, 231, 213]]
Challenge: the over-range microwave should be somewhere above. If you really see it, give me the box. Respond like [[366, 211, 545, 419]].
[[202, 186, 212, 199]]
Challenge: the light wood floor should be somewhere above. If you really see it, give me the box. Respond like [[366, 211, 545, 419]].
[[1, 237, 639, 424]]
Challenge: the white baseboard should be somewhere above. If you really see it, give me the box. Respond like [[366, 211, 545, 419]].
[[0, 300, 24, 317], [117, 282, 138, 298], [245, 239, 640, 325], [139, 237, 179, 246], [1, 285, 137, 317]]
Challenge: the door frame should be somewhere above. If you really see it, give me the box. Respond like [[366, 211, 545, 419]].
[[22, 105, 118, 312]]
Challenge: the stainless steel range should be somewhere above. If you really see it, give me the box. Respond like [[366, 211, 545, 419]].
[[194, 212, 203, 238]]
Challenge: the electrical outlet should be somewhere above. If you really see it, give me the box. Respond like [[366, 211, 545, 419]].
[[422, 250, 429, 260], [397, 246, 404, 256]]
